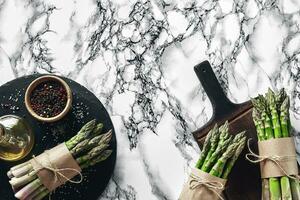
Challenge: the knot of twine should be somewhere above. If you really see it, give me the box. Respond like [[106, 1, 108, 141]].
[[33, 150, 83, 187], [189, 173, 225, 200], [245, 138, 299, 180]]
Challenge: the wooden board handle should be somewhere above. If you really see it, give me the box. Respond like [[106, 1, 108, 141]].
[[194, 61, 237, 120]]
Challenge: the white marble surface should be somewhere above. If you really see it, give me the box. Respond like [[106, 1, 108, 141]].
[[0, 0, 300, 199]]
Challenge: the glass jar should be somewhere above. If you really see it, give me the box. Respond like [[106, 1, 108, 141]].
[[0, 115, 34, 161]]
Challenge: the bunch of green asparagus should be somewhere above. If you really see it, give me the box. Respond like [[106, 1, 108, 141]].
[[7, 120, 113, 200], [195, 121, 246, 179], [251, 88, 300, 200]]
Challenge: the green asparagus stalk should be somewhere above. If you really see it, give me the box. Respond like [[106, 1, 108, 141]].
[[195, 127, 213, 169], [218, 121, 230, 143], [201, 124, 220, 167], [265, 113, 282, 200], [267, 89, 291, 200], [99, 129, 113, 144], [201, 135, 232, 172], [262, 179, 271, 200], [76, 143, 109, 165], [291, 179, 300, 200], [91, 123, 104, 136], [209, 142, 238, 177], [221, 134, 246, 179], [251, 103, 271, 200], [280, 98, 290, 138], [80, 150, 112, 169], [263, 110, 274, 140], [11, 163, 33, 178], [70, 129, 111, 156], [26, 185, 47, 200], [276, 88, 287, 112], [14, 178, 42, 199], [32, 189, 49, 200], [252, 108, 265, 141], [280, 97, 300, 200], [267, 89, 282, 138], [65, 119, 96, 150], [70, 139, 90, 155]]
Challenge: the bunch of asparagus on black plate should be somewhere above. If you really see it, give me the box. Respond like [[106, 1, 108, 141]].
[[7, 120, 113, 200]]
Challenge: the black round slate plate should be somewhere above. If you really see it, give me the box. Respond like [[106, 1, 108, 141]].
[[0, 74, 116, 200]]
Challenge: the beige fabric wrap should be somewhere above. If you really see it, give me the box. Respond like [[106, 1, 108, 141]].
[[179, 168, 226, 200], [30, 143, 82, 191], [258, 137, 298, 178]]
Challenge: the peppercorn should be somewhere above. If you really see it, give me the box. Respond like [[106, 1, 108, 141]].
[[30, 81, 67, 118]]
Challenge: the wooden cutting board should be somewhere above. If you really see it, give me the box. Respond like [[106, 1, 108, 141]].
[[192, 61, 261, 200]]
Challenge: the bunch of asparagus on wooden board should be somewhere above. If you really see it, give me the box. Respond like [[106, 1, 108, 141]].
[[7, 120, 113, 200], [195, 121, 247, 179], [251, 88, 300, 200]]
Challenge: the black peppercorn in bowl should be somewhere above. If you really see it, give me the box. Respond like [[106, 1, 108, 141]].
[[25, 75, 72, 123]]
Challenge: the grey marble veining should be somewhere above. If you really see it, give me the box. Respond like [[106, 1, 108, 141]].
[[0, 0, 300, 199]]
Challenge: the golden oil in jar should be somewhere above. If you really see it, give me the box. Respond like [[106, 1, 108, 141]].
[[0, 115, 34, 161]]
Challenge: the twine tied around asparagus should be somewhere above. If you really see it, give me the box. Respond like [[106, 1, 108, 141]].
[[32, 151, 83, 187], [189, 173, 225, 200], [245, 139, 299, 180]]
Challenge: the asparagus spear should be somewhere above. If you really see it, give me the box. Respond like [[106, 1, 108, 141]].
[[25, 185, 47, 200], [209, 142, 238, 177], [218, 121, 230, 143], [268, 93, 292, 199], [262, 179, 271, 200], [76, 143, 109, 165], [280, 98, 290, 138], [11, 163, 33, 178], [70, 129, 112, 156], [65, 119, 96, 150], [14, 178, 42, 199], [263, 110, 274, 140], [80, 150, 112, 169], [70, 139, 90, 156], [201, 135, 232, 172], [7, 161, 30, 178], [201, 124, 219, 167], [280, 97, 300, 200], [221, 134, 246, 179], [267, 89, 291, 200], [251, 102, 271, 200], [10, 170, 37, 189], [195, 127, 213, 169], [32, 189, 48, 200], [267, 89, 282, 138], [263, 101, 282, 200], [91, 123, 104, 136], [276, 88, 287, 112], [252, 108, 265, 141]]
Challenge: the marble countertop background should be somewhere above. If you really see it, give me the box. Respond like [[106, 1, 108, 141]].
[[0, 0, 300, 199]]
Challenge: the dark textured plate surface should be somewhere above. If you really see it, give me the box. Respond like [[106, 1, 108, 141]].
[[0, 74, 117, 200]]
